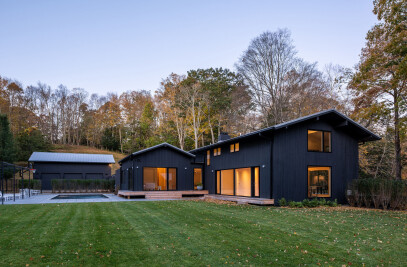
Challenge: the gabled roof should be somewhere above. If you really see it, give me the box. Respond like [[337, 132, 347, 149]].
[[119, 142, 195, 164], [29, 152, 115, 164], [189, 109, 381, 153]]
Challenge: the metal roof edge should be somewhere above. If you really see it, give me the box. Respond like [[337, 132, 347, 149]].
[[189, 109, 381, 153], [118, 142, 195, 164]]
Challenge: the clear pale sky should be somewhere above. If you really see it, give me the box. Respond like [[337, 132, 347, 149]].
[[0, 0, 377, 95]]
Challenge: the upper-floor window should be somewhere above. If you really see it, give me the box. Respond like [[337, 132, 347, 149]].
[[230, 142, 240, 153], [308, 130, 331, 152], [214, 147, 221, 156], [207, 150, 210, 166]]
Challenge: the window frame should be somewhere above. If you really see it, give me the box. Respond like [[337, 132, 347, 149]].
[[230, 143, 240, 153], [215, 166, 260, 198], [307, 129, 332, 153], [307, 165, 331, 198], [193, 168, 203, 190], [206, 150, 210, 166], [142, 167, 178, 191]]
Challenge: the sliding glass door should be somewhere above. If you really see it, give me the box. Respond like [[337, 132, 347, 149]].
[[216, 167, 259, 197], [143, 167, 177, 191], [235, 168, 251, 197]]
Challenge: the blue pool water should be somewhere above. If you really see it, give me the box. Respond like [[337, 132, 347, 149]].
[[52, 194, 108, 200]]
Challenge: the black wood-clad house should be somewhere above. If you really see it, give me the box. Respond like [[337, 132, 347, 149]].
[[118, 110, 380, 203], [29, 152, 115, 190], [118, 143, 203, 191]]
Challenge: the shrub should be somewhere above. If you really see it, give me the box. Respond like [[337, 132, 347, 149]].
[[302, 199, 310, 207], [288, 201, 297, 208], [51, 179, 115, 193], [281, 198, 339, 208], [17, 179, 41, 190], [278, 197, 287, 206], [347, 178, 407, 210]]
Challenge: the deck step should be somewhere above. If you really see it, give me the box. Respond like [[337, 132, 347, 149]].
[[205, 195, 274, 205], [117, 190, 209, 200]]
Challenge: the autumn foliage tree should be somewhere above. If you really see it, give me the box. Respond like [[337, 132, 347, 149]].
[[350, 0, 407, 180]]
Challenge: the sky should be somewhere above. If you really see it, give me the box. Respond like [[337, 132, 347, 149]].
[[0, 0, 378, 95]]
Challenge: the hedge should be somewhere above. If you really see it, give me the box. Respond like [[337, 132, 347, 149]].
[[51, 179, 115, 193], [347, 178, 407, 210]]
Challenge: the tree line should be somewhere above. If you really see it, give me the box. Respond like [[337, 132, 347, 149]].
[[0, 0, 405, 179]]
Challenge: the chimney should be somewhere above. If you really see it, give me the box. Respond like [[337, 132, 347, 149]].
[[218, 132, 231, 142]]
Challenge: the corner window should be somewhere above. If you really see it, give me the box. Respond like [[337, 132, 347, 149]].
[[308, 166, 331, 197], [206, 150, 210, 166], [308, 130, 331, 152]]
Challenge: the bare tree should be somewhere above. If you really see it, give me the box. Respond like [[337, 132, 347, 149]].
[[236, 29, 298, 126]]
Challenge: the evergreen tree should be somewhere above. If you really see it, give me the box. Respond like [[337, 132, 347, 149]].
[[0, 114, 16, 163], [16, 127, 50, 161]]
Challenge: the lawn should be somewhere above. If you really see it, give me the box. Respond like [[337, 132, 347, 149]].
[[0, 201, 406, 266]]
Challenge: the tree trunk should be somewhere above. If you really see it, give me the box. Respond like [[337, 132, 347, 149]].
[[119, 127, 123, 153], [394, 90, 402, 180], [208, 118, 215, 144]]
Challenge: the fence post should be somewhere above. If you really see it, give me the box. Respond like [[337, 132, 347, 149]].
[[28, 169, 31, 197], [21, 168, 24, 200]]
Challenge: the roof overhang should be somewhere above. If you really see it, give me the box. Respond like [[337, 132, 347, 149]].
[[189, 109, 381, 153], [119, 143, 195, 164]]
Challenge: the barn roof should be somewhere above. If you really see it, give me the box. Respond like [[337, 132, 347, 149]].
[[119, 142, 195, 164], [189, 109, 381, 153], [29, 152, 115, 164]]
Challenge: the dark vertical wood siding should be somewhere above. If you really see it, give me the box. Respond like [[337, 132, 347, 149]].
[[272, 120, 358, 203], [197, 136, 273, 198]]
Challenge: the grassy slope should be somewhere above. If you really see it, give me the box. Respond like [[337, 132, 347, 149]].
[[0, 201, 406, 266], [51, 145, 127, 174]]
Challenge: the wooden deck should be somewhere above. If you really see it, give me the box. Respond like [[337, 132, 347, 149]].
[[118, 190, 209, 199], [204, 195, 274, 205]]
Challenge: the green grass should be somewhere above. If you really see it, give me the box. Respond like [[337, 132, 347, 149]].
[[0, 201, 406, 266]]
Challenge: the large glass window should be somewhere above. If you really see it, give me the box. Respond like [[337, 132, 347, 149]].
[[254, 167, 259, 197], [143, 167, 176, 191], [235, 168, 251, 197], [168, 168, 177, 190], [216, 171, 220, 194], [216, 167, 260, 197], [194, 168, 202, 190], [308, 130, 331, 152], [308, 166, 331, 197], [220, 169, 234, 195]]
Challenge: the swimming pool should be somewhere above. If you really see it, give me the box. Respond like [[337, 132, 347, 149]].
[[51, 194, 108, 200]]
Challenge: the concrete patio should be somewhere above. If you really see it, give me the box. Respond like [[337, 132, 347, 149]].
[[0, 193, 185, 205]]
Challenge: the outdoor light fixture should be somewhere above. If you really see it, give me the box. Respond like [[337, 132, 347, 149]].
[[184, 167, 187, 170], [262, 165, 265, 168], [136, 166, 139, 169]]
